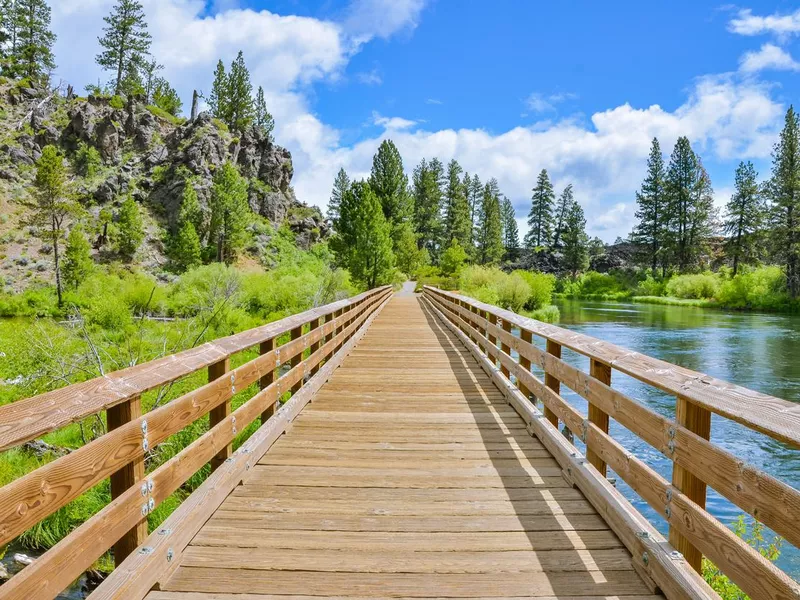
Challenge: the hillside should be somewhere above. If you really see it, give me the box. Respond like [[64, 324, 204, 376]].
[[0, 77, 326, 292]]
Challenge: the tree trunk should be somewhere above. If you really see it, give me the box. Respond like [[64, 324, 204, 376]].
[[191, 90, 199, 121], [52, 217, 63, 307]]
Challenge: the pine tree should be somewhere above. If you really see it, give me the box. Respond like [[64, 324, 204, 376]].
[[207, 162, 250, 263], [23, 145, 76, 306], [116, 195, 144, 260], [173, 221, 202, 271], [476, 179, 503, 264], [501, 196, 519, 260], [551, 184, 574, 250], [443, 159, 471, 248], [562, 199, 589, 278], [11, 0, 56, 81], [328, 167, 350, 225], [468, 173, 482, 251], [141, 56, 162, 103], [369, 140, 412, 226], [332, 180, 395, 288], [96, 0, 151, 94], [152, 77, 182, 116], [255, 86, 274, 138], [767, 106, 800, 297], [0, 0, 17, 66], [724, 161, 763, 275], [208, 60, 228, 122], [179, 182, 205, 241], [632, 138, 667, 276], [524, 169, 555, 249], [412, 158, 443, 257], [118, 56, 144, 98], [62, 225, 93, 289], [227, 51, 254, 132]]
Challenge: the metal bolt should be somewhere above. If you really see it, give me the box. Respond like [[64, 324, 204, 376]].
[[148, 497, 155, 511], [166, 548, 174, 563], [668, 440, 676, 454], [666, 489, 673, 502], [141, 420, 148, 435], [670, 550, 683, 560], [139, 547, 154, 555], [642, 552, 649, 566], [140, 483, 148, 497], [665, 507, 672, 518], [147, 480, 154, 494], [142, 438, 149, 452], [158, 528, 172, 536], [668, 426, 676, 439], [141, 504, 148, 516]]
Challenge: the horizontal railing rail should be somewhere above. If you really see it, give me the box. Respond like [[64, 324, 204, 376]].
[[423, 286, 800, 600], [0, 285, 392, 600]]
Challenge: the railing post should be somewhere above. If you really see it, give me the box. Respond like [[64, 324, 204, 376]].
[[290, 325, 303, 394], [107, 396, 147, 567], [519, 329, 532, 400], [669, 396, 711, 573], [500, 319, 512, 377], [309, 317, 321, 375], [544, 340, 561, 428], [208, 358, 231, 472], [260, 339, 275, 424], [334, 308, 344, 352], [587, 359, 611, 476], [487, 313, 498, 364]]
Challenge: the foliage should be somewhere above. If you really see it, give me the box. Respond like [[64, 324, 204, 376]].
[[513, 270, 555, 310], [3, 0, 56, 81], [635, 274, 667, 297], [413, 157, 444, 258], [208, 59, 228, 123], [443, 159, 471, 249], [146, 103, 183, 125], [254, 85, 274, 138], [560, 271, 631, 300], [458, 266, 554, 315], [328, 167, 350, 225], [108, 94, 125, 109], [724, 161, 764, 275], [716, 266, 790, 311], [551, 184, 574, 249], [152, 77, 182, 116], [702, 516, 783, 599], [525, 169, 555, 249], [440, 239, 468, 276], [524, 304, 560, 323], [116, 195, 145, 259], [172, 221, 202, 271], [370, 140, 413, 252], [227, 50, 254, 132], [74, 141, 102, 178], [207, 161, 251, 263], [631, 138, 667, 275], [665, 272, 720, 299], [561, 198, 589, 277], [393, 222, 427, 276], [62, 226, 94, 288], [501, 196, 519, 260], [96, 0, 151, 93], [475, 179, 503, 265]]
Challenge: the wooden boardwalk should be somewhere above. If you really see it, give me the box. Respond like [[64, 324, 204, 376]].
[[148, 296, 660, 599]]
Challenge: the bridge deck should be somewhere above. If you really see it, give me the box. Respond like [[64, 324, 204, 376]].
[[147, 295, 661, 599]]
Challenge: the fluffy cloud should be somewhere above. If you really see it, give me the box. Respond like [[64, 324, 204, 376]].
[[524, 91, 577, 113], [728, 8, 800, 39], [739, 43, 800, 72], [372, 113, 418, 130], [344, 0, 427, 47]]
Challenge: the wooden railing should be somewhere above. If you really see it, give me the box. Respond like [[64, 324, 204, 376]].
[[423, 286, 800, 600], [0, 285, 392, 600]]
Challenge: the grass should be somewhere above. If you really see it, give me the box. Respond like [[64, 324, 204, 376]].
[[632, 295, 716, 308], [146, 104, 185, 126]]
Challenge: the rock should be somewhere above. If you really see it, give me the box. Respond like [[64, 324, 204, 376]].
[[66, 102, 97, 143], [13, 553, 34, 567], [82, 568, 106, 592], [96, 118, 121, 162], [2, 144, 34, 166], [94, 177, 120, 204], [0, 562, 9, 581], [19, 87, 38, 99], [0, 168, 17, 181], [34, 125, 60, 149], [145, 144, 168, 167], [134, 111, 158, 150], [23, 439, 69, 458]]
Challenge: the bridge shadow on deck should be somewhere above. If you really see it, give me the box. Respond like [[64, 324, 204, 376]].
[[417, 295, 656, 598]]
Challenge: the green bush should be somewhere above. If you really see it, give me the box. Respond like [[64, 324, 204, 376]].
[[495, 273, 531, 312], [716, 266, 790, 311], [74, 142, 102, 178], [561, 271, 630, 300], [440, 240, 468, 276], [414, 275, 457, 293], [665, 273, 720, 299], [146, 104, 184, 126], [0, 286, 59, 317], [513, 270, 555, 309], [525, 304, 560, 323], [636, 274, 667, 297], [109, 95, 125, 109]]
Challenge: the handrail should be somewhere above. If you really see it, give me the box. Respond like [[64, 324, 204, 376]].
[[423, 286, 800, 600], [0, 286, 392, 600]]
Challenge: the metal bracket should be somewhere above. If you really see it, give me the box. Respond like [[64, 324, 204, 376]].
[[581, 419, 589, 443], [166, 548, 174, 563], [274, 348, 282, 368], [230, 372, 236, 394]]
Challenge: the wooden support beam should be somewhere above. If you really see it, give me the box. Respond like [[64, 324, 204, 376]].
[[107, 396, 147, 567], [208, 358, 231, 472], [487, 313, 498, 365], [259, 339, 275, 424], [519, 329, 532, 400], [544, 340, 561, 428], [290, 326, 303, 394], [309, 318, 321, 376], [500, 319, 512, 378], [670, 396, 712, 573], [588, 358, 611, 476], [334, 309, 344, 352]]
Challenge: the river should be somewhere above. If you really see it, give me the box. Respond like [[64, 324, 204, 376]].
[[553, 299, 800, 578]]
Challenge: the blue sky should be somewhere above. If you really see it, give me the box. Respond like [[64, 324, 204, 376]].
[[51, 0, 800, 241]]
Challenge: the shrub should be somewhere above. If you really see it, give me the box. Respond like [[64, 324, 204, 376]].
[[146, 104, 184, 126], [716, 266, 789, 311], [636, 274, 667, 297], [74, 142, 102, 178], [496, 273, 531, 312], [513, 270, 555, 309], [666, 273, 720, 299], [563, 271, 629, 300], [440, 240, 468, 276], [526, 304, 560, 323], [109, 95, 125, 109]]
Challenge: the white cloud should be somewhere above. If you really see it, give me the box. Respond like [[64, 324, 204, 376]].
[[356, 69, 383, 85], [372, 112, 418, 130], [426, 98, 443, 105], [344, 0, 427, 47], [729, 8, 800, 39], [739, 43, 800, 72], [524, 91, 577, 113]]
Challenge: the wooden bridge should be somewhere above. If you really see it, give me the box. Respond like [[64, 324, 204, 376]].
[[0, 285, 798, 600]]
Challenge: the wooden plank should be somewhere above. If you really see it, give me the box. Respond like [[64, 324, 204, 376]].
[[587, 358, 611, 476], [669, 396, 711, 573], [208, 358, 232, 472], [107, 396, 147, 567], [519, 328, 532, 400], [258, 456, 560, 469], [501, 318, 512, 377], [544, 340, 561, 428], [147, 593, 661, 600], [259, 339, 275, 424], [289, 325, 303, 394]]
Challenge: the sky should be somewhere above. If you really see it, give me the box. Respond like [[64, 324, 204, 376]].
[[50, 0, 800, 242]]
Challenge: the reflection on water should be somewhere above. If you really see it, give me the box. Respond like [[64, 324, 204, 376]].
[[554, 299, 800, 578]]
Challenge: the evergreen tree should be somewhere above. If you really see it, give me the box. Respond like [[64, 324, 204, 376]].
[[468, 173, 482, 251], [96, 0, 151, 94], [328, 167, 350, 225], [173, 221, 202, 271], [767, 106, 800, 297], [476, 179, 503, 264], [332, 180, 395, 288], [440, 239, 467, 276], [0, 0, 18, 66], [208, 60, 228, 122], [412, 158, 443, 257], [369, 140, 412, 229], [118, 56, 144, 98], [393, 221, 422, 275], [664, 137, 714, 272], [179, 182, 205, 241], [62, 225, 93, 289], [116, 195, 144, 260], [524, 169, 555, 249], [501, 196, 519, 260], [255, 86, 274, 138], [141, 56, 162, 103], [24, 145, 75, 306], [207, 162, 250, 263], [227, 51, 254, 132], [11, 0, 55, 81], [152, 77, 182, 115], [562, 199, 589, 278], [632, 138, 667, 276], [724, 161, 763, 275], [443, 159, 471, 248], [551, 184, 574, 250]]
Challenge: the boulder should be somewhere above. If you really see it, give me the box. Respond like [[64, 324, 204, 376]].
[[134, 111, 158, 150], [96, 118, 120, 162]]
